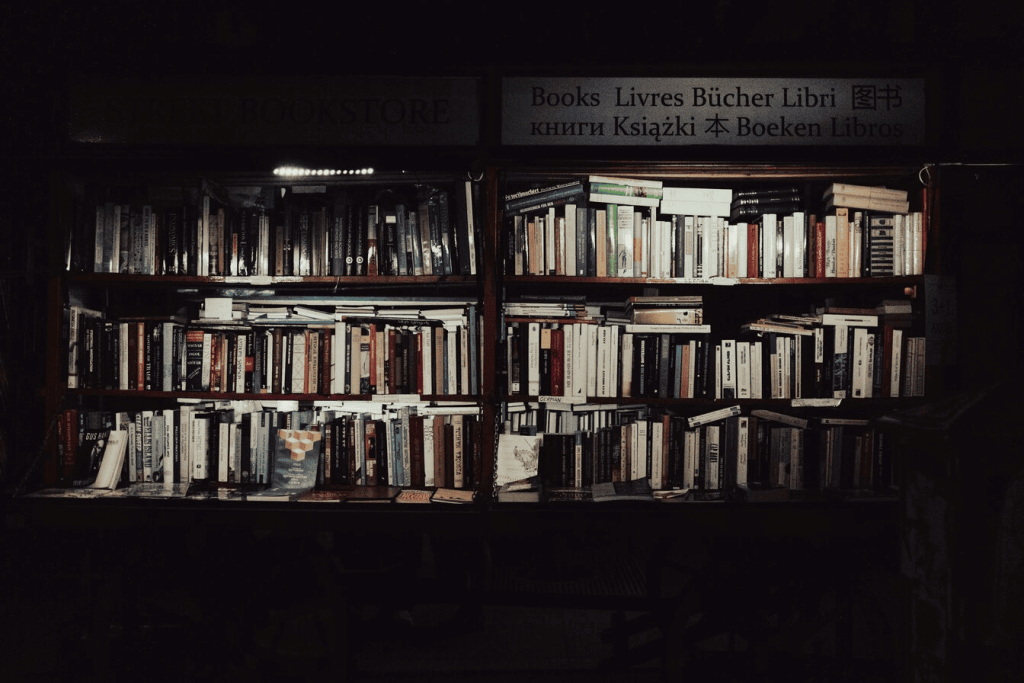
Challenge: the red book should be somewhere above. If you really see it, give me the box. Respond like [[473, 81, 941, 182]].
[[387, 328, 398, 394], [550, 327, 564, 395], [746, 223, 760, 278], [320, 329, 331, 396], [368, 324, 377, 395], [814, 221, 827, 279], [136, 322, 146, 390], [415, 330, 424, 395]]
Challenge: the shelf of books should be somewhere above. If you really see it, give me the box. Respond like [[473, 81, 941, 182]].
[[492, 164, 932, 505], [37, 167, 494, 508], [31, 160, 938, 513]]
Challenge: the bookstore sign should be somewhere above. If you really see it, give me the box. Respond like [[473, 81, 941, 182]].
[[68, 76, 480, 146], [502, 77, 925, 146]]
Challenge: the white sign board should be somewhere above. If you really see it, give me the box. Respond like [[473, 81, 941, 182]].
[[502, 77, 925, 146]]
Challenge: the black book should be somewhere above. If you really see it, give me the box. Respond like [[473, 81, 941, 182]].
[[865, 212, 896, 277], [381, 208, 399, 276], [426, 193, 445, 275], [239, 413, 252, 484], [453, 181, 474, 275]]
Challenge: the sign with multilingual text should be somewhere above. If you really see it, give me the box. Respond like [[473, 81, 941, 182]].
[[502, 77, 925, 146]]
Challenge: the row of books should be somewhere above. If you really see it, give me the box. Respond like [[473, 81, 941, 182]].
[[503, 178, 923, 279], [48, 401, 482, 495], [66, 301, 482, 397], [495, 403, 898, 502], [502, 299, 926, 401], [70, 180, 482, 277]]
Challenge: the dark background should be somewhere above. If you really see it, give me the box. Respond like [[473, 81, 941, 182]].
[[2, 2, 1023, 681]]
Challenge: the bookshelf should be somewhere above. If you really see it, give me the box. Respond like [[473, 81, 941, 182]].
[[31, 159, 940, 506], [42, 165, 496, 503], [492, 162, 935, 504]]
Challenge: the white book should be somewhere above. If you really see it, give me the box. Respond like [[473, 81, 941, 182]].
[[572, 324, 587, 398], [119, 322, 130, 390], [864, 332, 875, 399], [544, 213, 556, 274], [824, 214, 838, 278], [90, 430, 129, 490], [851, 327, 869, 398], [708, 218, 721, 278], [527, 322, 540, 395], [141, 410, 154, 482], [761, 213, 777, 280], [911, 211, 924, 275], [893, 213, 904, 276], [651, 420, 664, 490], [736, 417, 750, 486], [332, 322, 347, 394], [821, 313, 879, 327], [616, 205, 634, 277], [291, 331, 306, 394], [852, 211, 864, 277], [591, 192, 660, 208], [447, 327, 459, 397], [565, 204, 577, 277], [780, 336, 791, 400], [706, 425, 720, 490], [661, 220, 674, 279], [714, 344, 722, 399], [218, 420, 231, 483], [794, 335, 803, 399], [191, 413, 206, 481], [162, 408, 176, 483], [721, 339, 736, 399], [588, 174, 663, 189], [891, 328, 904, 397], [660, 199, 731, 217], [200, 195, 210, 277], [737, 341, 751, 399], [688, 405, 742, 429], [683, 215, 695, 278], [636, 419, 648, 480], [421, 327, 433, 395], [783, 215, 796, 278], [736, 222, 748, 278], [586, 324, 598, 398], [597, 326, 609, 397], [751, 341, 763, 400], [464, 181, 478, 275], [687, 340, 698, 399], [662, 187, 732, 203], [793, 212, 805, 278], [423, 414, 435, 487]]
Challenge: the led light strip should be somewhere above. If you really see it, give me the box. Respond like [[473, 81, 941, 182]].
[[273, 167, 375, 177]]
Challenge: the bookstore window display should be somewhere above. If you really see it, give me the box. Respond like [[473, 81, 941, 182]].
[[493, 167, 932, 504], [34, 160, 937, 509], [43, 168, 490, 504]]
